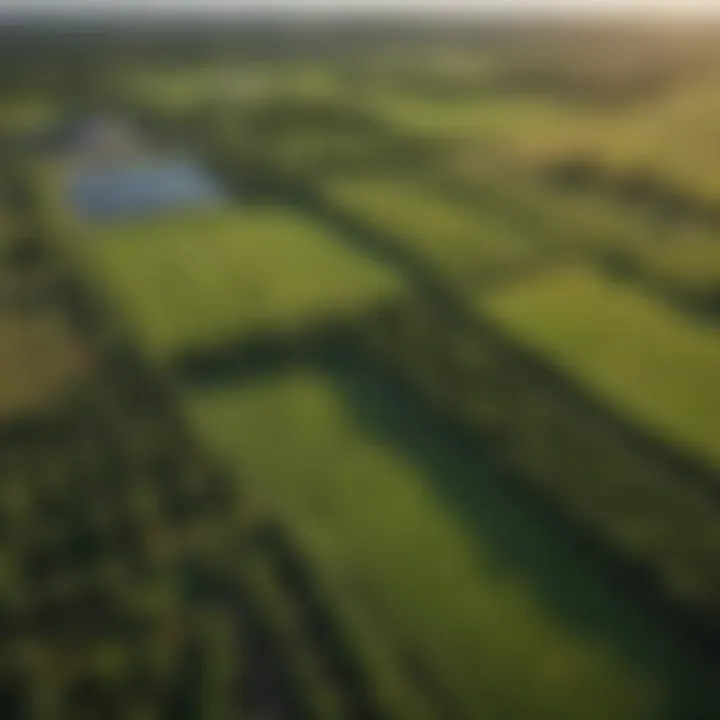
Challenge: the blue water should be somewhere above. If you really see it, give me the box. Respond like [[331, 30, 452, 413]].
[[68, 157, 229, 222]]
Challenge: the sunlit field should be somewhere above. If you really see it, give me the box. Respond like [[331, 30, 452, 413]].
[[186, 367, 693, 720], [322, 173, 533, 280], [81, 206, 404, 358], [483, 266, 720, 469]]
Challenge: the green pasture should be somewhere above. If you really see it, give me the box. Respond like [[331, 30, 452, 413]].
[[81, 206, 404, 359], [369, 90, 614, 169], [587, 79, 720, 202], [321, 173, 531, 280], [632, 230, 720, 301], [118, 62, 343, 112], [370, 74, 720, 203], [117, 65, 276, 110], [371, 92, 588, 141], [483, 265, 720, 470], [183, 365, 714, 720]]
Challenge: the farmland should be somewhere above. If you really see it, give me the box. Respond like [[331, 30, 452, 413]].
[[1, 15, 720, 720], [80, 206, 405, 359], [185, 364, 715, 720], [482, 266, 720, 470], [320, 173, 533, 282], [362, 30, 720, 206], [631, 231, 720, 308]]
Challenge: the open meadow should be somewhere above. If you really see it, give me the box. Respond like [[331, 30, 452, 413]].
[[482, 266, 720, 471], [79, 206, 405, 359], [185, 364, 719, 720]]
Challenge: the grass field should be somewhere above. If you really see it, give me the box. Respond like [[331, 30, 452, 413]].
[[183, 364, 719, 720], [81, 206, 405, 358], [369, 67, 720, 204], [321, 173, 532, 280], [118, 65, 276, 110], [632, 230, 720, 301], [369, 89, 623, 170], [378, 91, 594, 136], [443, 160, 674, 254], [482, 265, 720, 470], [119, 63, 343, 112], [582, 78, 720, 202]]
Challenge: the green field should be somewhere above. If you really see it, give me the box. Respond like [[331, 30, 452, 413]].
[[633, 231, 720, 302], [81, 206, 404, 358], [579, 78, 720, 202], [184, 364, 718, 720], [372, 92, 598, 153], [374, 72, 720, 203], [322, 173, 532, 280], [443, 163, 672, 255], [483, 265, 720, 470]]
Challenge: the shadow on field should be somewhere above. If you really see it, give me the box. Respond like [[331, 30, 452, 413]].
[[180, 328, 720, 720], [323, 359, 720, 720]]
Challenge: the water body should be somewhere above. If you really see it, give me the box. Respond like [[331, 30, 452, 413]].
[[68, 156, 229, 222]]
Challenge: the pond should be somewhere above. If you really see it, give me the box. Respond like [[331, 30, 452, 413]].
[[67, 156, 228, 222]]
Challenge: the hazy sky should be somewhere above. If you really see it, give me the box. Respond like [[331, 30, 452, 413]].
[[1, 0, 719, 16]]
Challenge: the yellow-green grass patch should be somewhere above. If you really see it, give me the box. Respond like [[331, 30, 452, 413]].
[[322, 174, 532, 281], [633, 231, 720, 300], [482, 265, 720, 470], [82, 206, 405, 359]]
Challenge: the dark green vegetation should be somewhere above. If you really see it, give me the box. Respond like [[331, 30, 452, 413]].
[[2, 17, 720, 720], [0, 169, 409, 719]]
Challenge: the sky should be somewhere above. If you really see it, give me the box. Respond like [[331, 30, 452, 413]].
[[1, 0, 719, 17]]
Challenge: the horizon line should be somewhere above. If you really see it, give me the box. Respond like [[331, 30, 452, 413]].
[[2, 1, 720, 21]]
